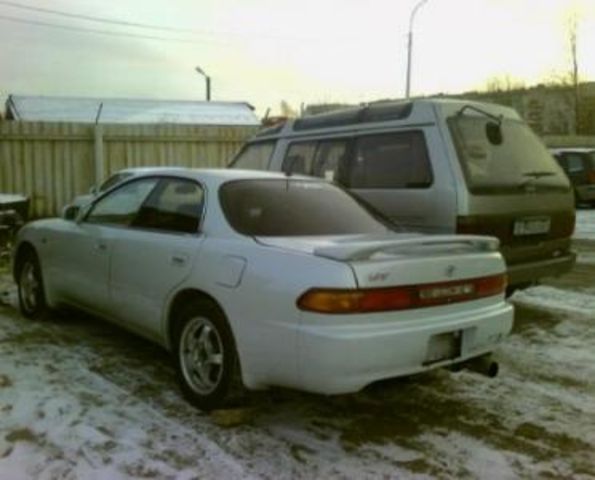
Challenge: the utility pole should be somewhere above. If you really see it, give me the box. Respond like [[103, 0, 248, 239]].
[[406, 0, 430, 98]]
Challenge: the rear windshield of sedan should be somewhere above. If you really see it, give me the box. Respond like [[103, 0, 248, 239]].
[[220, 179, 390, 236]]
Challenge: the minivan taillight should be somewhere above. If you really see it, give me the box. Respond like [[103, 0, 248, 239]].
[[588, 171, 595, 184], [457, 215, 509, 242], [297, 274, 507, 314], [563, 212, 576, 237], [456, 215, 478, 235]]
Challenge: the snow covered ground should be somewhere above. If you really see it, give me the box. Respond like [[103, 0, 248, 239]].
[[575, 208, 595, 241], [1, 284, 594, 479], [0, 212, 594, 479]]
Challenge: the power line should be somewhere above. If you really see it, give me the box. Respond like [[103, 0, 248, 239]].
[[0, 14, 231, 46], [0, 0, 314, 42], [0, 0, 203, 34]]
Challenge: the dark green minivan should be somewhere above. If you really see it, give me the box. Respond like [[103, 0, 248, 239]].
[[230, 99, 576, 292]]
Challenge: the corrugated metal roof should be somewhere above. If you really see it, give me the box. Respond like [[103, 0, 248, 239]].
[[6, 95, 260, 126]]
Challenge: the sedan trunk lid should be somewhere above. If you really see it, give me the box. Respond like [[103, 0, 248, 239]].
[[257, 234, 504, 289]]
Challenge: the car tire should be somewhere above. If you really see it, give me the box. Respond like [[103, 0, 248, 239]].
[[173, 299, 245, 411], [17, 250, 49, 320]]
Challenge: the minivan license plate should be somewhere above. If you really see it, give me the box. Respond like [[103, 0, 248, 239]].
[[513, 217, 550, 236]]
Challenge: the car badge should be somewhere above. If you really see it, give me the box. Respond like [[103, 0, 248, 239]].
[[445, 265, 456, 278], [368, 271, 389, 283]]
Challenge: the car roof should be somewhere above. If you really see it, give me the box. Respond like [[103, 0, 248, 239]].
[[127, 167, 322, 187], [118, 166, 189, 175], [252, 98, 522, 140], [550, 147, 595, 154]]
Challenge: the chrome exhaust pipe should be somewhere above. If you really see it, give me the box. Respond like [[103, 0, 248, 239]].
[[459, 355, 499, 378]]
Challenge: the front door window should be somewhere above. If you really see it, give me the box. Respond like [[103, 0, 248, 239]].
[[86, 178, 159, 226]]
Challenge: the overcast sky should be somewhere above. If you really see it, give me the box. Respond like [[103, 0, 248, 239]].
[[0, 0, 594, 115]]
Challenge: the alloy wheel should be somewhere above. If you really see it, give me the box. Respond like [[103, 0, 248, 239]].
[[20, 261, 40, 313], [179, 316, 224, 395]]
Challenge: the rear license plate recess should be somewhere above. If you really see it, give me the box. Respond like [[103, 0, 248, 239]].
[[513, 216, 551, 236], [424, 331, 462, 366]]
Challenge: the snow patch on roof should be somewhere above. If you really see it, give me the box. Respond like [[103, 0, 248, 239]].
[[6, 95, 260, 126]]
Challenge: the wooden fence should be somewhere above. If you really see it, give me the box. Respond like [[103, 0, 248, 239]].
[[0, 121, 257, 217], [5, 121, 589, 218]]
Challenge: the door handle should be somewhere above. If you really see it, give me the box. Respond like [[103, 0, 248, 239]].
[[171, 254, 188, 267], [95, 241, 108, 252]]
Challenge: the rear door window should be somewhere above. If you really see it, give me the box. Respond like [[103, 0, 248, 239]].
[[229, 142, 275, 170], [312, 140, 350, 182], [349, 131, 432, 188], [282, 139, 350, 182], [283, 141, 318, 175], [133, 178, 204, 234]]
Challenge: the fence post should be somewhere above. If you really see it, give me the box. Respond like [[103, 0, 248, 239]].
[[94, 103, 104, 185], [94, 124, 104, 185]]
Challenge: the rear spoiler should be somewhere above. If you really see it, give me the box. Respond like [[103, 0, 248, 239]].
[[313, 235, 500, 262]]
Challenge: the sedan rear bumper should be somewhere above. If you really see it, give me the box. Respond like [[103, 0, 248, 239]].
[[296, 300, 513, 395]]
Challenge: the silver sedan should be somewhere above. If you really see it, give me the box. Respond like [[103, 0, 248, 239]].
[[14, 169, 513, 410]]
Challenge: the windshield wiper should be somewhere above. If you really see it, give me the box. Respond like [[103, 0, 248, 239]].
[[456, 105, 504, 145], [457, 105, 503, 125]]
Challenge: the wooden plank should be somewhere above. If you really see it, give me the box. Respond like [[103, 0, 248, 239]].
[[0, 120, 256, 216]]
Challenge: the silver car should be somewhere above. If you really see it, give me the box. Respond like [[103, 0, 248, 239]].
[[14, 169, 512, 410]]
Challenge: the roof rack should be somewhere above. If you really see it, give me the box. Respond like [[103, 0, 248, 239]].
[[293, 101, 414, 131]]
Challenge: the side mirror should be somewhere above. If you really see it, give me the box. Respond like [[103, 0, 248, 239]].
[[89, 185, 98, 195], [62, 205, 80, 221]]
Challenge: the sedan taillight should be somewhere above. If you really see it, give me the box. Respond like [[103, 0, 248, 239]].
[[297, 274, 507, 314]]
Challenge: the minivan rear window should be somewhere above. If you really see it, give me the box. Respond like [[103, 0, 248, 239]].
[[448, 116, 570, 194], [220, 179, 389, 236]]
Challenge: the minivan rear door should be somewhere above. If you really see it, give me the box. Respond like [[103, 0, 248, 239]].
[[441, 103, 575, 274]]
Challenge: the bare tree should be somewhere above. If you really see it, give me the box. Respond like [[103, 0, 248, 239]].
[[567, 12, 580, 133], [483, 74, 525, 93], [543, 12, 582, 133]]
